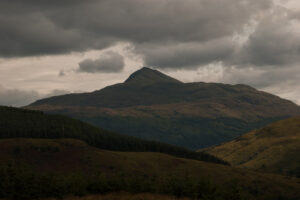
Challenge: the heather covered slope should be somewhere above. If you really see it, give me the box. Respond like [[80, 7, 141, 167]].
[[205, 117, 300, 177], [0, 138, 299, 200], [27, 67, 300, 149]]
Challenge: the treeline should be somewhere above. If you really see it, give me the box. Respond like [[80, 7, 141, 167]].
[[0, 106, 227, 165]]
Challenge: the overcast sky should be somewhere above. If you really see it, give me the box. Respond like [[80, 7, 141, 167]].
[[0, 0, 300, 106]]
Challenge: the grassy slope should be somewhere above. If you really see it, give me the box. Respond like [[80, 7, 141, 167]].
[[0, 138, 299, 200], [27, 68, 300, 149], [205, 117, 300, 176]]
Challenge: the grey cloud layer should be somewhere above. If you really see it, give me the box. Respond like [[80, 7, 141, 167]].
[[232, 9, 300, 67], [0, 0, 272, 61], [136, 38, 235, 69], [1, 0, 299, 71], [78, 52, 124, 73]]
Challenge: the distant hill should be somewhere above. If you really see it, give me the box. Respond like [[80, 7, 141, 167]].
[[0, 106, 225, 164], [0, 138, 299, 200], [27, 67, 300, 149], [205, 117, 300, 177]]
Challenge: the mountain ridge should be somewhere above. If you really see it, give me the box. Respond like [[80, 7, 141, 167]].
[[27, 67, 300, 149]]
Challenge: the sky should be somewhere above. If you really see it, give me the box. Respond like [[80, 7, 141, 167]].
[[0, 0, 300, 106]]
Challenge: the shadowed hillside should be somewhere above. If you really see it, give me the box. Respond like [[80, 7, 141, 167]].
[[27, 67, 300, 149], [205, 117, 300, 177], [0, 138, 299, 200], [0, 106, 225, 164]]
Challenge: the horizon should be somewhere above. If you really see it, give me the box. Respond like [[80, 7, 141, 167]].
[[0, 0, 300, 106], [26, 67, 300, 107]]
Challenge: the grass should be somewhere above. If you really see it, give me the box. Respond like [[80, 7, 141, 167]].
[[205, 117, 300, 176]]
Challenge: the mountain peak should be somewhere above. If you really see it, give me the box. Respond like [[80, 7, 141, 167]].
[[124, 67, 181, 84]]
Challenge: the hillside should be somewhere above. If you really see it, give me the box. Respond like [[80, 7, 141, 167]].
[[0, 106, 225, 164], [0, 138, 299, 200], [27, 67, 300, 149], [205, 117, 300, 177]]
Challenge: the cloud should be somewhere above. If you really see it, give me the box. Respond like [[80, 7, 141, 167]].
[[0, 0, 272, 60], [1, 0, 299, 70], [136, 38, 235, 69], [77, 51, 124, 73], [222, 66, 300, 88], [219, 66, 300, 105], [59, 70, 66, 77], [44, 89, 70, 98], [0, 85, 69, 107], [0, 85, 39, 107], [231, 8, 300, 67]]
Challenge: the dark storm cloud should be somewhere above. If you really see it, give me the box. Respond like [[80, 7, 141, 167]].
[[1, 0, 299, 71], [0, 0, 272, 60], [78, 52, 124, 73], [0, 11, 114, 57]]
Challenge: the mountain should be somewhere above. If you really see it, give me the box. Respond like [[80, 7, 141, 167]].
[[125, 66, 181, 84], [27, 67, 300, 149], [205, 117, 300, 177], [1, 138, 300, 200], [0, 106, 224, 164]]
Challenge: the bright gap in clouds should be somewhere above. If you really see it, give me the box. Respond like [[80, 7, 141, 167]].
[[0, 43, 143, 106]]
